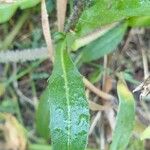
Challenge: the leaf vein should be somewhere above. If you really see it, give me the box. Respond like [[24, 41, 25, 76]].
[[61, 46, 71, 150]]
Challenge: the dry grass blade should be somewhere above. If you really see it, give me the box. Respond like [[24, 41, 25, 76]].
[[89, 101, 110, 111], [138, 35, 149, 79], [83, 77, 116, 101], [57, 0, 67, 32], [41, 0, 53, 60]]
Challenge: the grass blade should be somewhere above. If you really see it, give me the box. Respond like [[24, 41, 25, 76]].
[[110, 76, 135, 150]]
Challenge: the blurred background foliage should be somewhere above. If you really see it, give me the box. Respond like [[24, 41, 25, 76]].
[[0, 0, 150, 150]]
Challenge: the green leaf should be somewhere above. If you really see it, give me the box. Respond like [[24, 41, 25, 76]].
[[76, 0, 150, 36], [36, 88, 50, 140], [78, 22, 127, 63], [48, 37, 89, 149], [110, 77, 135, 150], [128, 16, 150, 27], [141, 126, 150, 140], [0, 0, 40, 23], [0, 4, 18, 23], [18, 0, 41, 9], [123, 72, 140, 85]]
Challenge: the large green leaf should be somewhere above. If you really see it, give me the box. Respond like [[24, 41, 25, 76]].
[[0, 0, 40, 23], [36, 88, 50, 140], [76, 0, 150, 36], [110, 77, 135, 150], [77, 22, 127, 63], [48, 37, 89, 149]]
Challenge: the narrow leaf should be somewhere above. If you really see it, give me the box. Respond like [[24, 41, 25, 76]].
[[48, 37, 89, 149], [141, 126, 150, 140], [110, 77, 135, 150], [76, 0, 150, 36], [36, 88, 50, 140], [78, 22, 127, 63]]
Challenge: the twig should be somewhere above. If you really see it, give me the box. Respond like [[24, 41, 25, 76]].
[[103, 56, 115, 130], [100, 123, 105, 150], [102, 55, 108, 91], [57, 0, 67, 31], [137, 35, 149, 79], [89, 111, 101, 135], [89, 101, 111, 111], [121, 28, 132, 53], [64, 0, 85, 32], [41, 0, 53, 60], [83, 77, 116, 101], [12, 63, 35, 106]]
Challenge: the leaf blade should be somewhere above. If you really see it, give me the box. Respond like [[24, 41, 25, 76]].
[[78, 22, 127, 63], [48, 37, 89, 150], [0, 0, 40, 23], [110, 78, 135, 150], [36, 88, 50, 140], [76, 0, 150, 36]]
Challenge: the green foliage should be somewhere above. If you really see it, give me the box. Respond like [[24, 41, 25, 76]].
[[48, 37, 89, 149], [127, 138, 145, 150], [36, 88, 50, 140], [0, 4, 17, 23], [0, 0, 40, 23], [76, 0, 150, 36], [77, 22, 127, 63], [128, 16, 150, 27], [1, 0, 150, 149], [0, 99, 17, 114], [123, 72, 140, 85], [110, 77, 135, 150]]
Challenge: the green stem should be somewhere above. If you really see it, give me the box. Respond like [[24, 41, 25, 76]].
[[1, 11, 29, 50]]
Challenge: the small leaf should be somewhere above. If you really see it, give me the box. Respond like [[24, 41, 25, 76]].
[[76, 0, 150, 36], [48, 37, 89, 149], [141, 126, 150, 140], [0, 4, 18, 23], [78, 22, 127, 63], [110, 77, 135, 150], [0, 0, 40, 23], [36, 88, 50, 140]]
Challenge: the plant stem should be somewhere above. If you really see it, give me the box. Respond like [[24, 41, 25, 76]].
[[0, 11, 29, 50]]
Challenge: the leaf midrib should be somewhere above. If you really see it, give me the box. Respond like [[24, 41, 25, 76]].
[[60, 42, 71, 150]]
